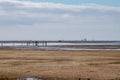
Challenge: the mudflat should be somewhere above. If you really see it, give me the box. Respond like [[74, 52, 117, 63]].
[[0, 50, 120, 80]]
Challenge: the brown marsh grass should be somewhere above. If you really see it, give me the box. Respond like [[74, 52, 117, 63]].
[[0, 50, 120, 80]]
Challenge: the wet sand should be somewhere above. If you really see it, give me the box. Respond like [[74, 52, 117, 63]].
[[0, 50, 120, 80], [0, 45, 120, 51]]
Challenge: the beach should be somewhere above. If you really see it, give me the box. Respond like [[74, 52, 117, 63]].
[[0, 50, 120, 80]]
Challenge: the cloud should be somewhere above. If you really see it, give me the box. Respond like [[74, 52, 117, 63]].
[[0, 0, 120, 40]]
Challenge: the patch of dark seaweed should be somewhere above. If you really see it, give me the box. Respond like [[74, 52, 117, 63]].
[[88, 61, 120, 66], [108, 61, 120, 64]]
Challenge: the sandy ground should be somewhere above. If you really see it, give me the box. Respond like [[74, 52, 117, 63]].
[[0, 50, 120, 80]]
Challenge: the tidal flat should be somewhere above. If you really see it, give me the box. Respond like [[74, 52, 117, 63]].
[[0, 50, 120, 80]]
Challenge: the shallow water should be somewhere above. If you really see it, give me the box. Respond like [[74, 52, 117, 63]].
[[17, 78, 43, 80], [34, 47, 120, 51], [0, 78, 43, 80], [60, 48, 120, 51], [13, 46, 120, 51], [1, 42, 120, 46]]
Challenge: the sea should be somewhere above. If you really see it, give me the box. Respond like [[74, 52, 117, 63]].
[[1, 42, 120, 50]]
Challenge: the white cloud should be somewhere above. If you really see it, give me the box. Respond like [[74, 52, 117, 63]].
[[0, 0, 120, 40]]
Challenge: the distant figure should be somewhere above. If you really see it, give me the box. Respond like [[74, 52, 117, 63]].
[[35, 41, 38, 46], [84, 38, 87, 41]]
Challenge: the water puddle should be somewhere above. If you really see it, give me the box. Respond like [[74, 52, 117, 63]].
[[0, 77, 43, 80], [26, 47, 120, 51], [17, 78, 43, 80]]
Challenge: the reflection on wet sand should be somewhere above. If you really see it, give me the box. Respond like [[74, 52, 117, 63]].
[[0, 78, 43, 80]]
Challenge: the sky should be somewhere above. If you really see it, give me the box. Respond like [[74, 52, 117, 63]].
[[0, 0, 120, 40], [20, 0, 120, 6]]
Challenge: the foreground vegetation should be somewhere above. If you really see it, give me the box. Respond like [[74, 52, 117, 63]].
[[0, 50, 120, 80]]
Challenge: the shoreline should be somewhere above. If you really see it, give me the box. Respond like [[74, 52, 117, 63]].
[[0, 45, 120, 51]]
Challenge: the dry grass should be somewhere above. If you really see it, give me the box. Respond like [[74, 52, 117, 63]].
[[0, 50, 120, 80]]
